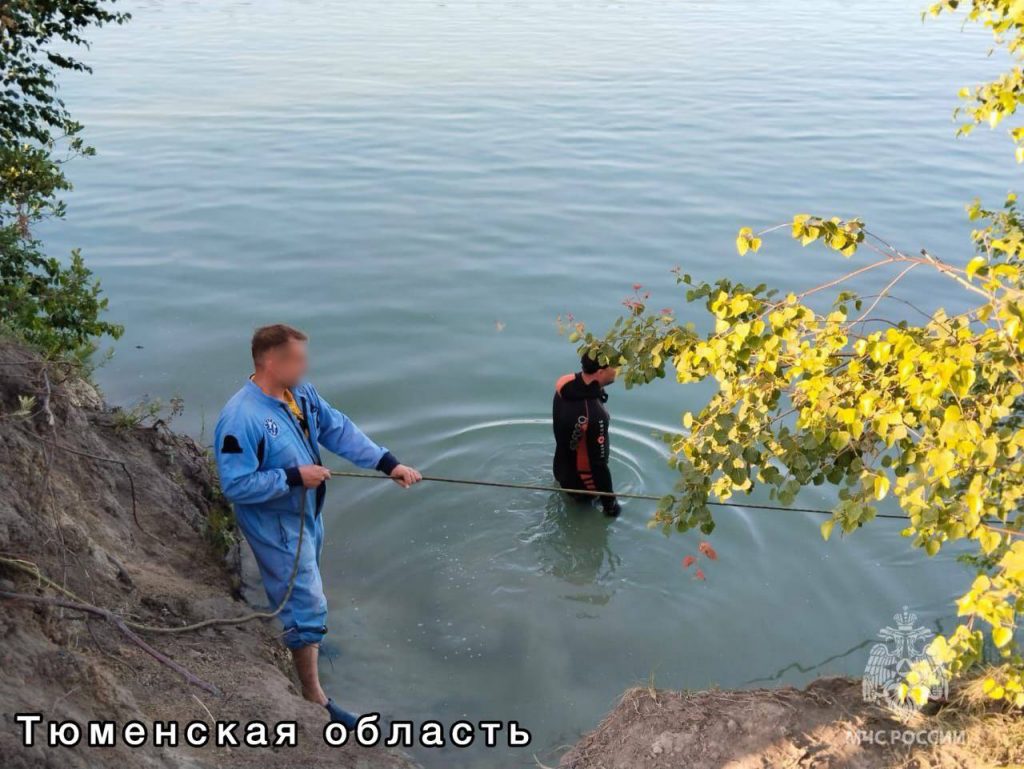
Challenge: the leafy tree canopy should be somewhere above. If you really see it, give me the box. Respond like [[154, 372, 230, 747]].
[[0, 1, 127, 356], [1, 1, 127, 145], [572, 0, 1024, 706]]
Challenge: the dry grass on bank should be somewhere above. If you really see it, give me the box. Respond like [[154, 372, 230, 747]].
[[560, 676, 1024, 769]]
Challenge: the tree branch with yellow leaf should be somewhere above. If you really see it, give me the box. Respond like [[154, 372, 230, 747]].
[[569, 0, 1024, 707]]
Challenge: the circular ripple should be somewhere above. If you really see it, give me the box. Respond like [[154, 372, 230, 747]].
[[429, 413, 676, 499], [389, 413, 684, 596]]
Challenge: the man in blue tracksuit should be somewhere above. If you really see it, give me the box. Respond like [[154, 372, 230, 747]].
[[214, 323, 421, 726]]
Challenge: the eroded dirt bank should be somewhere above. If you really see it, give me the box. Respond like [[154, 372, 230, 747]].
[[0, 339, 418, 769], [559, 677, 1023, 769]]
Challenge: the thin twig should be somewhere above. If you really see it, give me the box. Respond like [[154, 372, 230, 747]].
[[14, 424, 153, 540], [853, 262, 920, 325], [40, 371, 55, 428], [192, 693, 216, 723]]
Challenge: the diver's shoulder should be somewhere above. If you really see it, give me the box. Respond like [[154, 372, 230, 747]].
[[554, 372, 576, 394]]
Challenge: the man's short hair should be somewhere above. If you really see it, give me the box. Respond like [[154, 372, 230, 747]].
[[581, 352, 608, 375], [252, 324, 307, 364]]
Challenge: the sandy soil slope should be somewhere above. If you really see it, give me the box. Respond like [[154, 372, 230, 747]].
[[559, 677, 1023, 769], [0, 339, 419, 769]]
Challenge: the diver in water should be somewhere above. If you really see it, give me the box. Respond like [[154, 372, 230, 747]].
[[552, 353, 621, 517]]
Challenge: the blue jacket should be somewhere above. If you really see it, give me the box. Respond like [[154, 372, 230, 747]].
[[213, 379, 399, 648]]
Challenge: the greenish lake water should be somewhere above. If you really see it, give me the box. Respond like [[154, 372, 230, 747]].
[[41, 0, 1021, 765]]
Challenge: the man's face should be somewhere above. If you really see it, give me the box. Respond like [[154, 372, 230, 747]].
[[265, 339, 309, 388], [596, 367, 618, 386]]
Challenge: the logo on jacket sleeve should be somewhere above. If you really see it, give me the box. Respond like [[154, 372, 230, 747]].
[[264, 417, 279, 437]]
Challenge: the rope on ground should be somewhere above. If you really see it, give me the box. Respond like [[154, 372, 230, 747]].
[[8, 393, 303, 635], [0, 492, 311, 694], [0, 492, 307, 635], [0, 588, 221, 695]]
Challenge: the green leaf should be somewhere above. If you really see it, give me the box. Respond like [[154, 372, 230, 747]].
[[829, 431, 850, 450]]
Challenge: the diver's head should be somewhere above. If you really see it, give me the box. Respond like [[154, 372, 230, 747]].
[[252, 323, 309, 389], [581, 352, 617, 386]]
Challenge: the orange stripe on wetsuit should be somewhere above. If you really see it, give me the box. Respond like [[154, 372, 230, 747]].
[[575, 400, 596, 489]]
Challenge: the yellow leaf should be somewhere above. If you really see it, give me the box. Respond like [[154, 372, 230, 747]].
[[980, 437, 999, 466], [981, 528, 1002, 554], [993, 626, 1013, 649], [966, 491, 983, 516], [932, 449, 955, 478], [966, 255, 988, 278], [909, 685, 930, 707], [873, 474, 890, 501]]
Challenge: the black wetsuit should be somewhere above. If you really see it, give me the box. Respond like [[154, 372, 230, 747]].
[[552, 372, 619, 514]]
